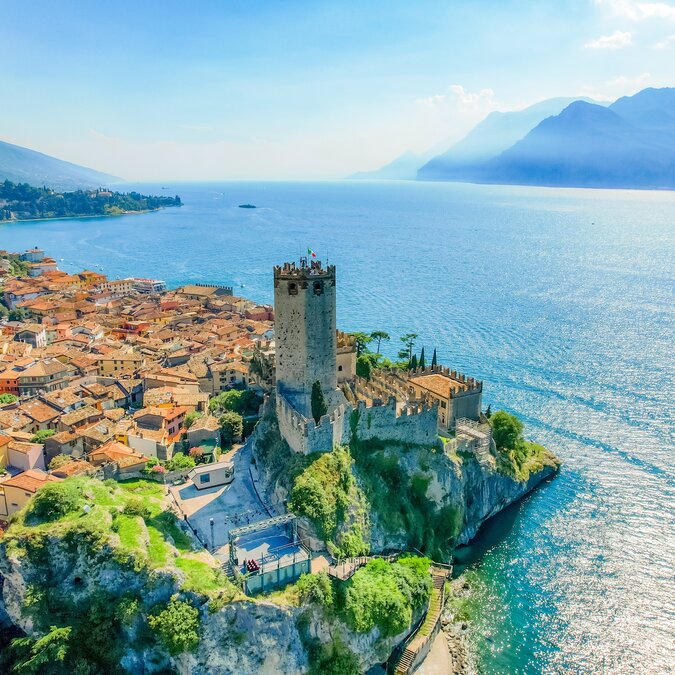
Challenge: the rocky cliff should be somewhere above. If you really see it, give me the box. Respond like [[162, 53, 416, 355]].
[[253, 397, 559, 558]]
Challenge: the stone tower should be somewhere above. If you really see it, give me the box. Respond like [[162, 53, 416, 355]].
[[273, 258, 338, 417]]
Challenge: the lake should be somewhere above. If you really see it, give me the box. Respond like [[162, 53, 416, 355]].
[[2, 180, 674, 673]]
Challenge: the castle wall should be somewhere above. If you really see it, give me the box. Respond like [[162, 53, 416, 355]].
[[353, 398, 439, 447], [276, 393, 350, 455]]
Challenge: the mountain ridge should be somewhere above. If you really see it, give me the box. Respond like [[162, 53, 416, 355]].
[[0, 139, 120, 190]]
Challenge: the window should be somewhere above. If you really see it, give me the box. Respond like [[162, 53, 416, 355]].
[[338, 365, 343, 371], [313, 281, 323, 295], [200, 474, 211, 484], [288, 283, 298, 295]]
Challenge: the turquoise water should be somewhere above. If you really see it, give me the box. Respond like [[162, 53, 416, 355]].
[[2, 180, 674, 673]]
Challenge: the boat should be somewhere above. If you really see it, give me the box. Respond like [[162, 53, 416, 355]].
[[238, 203, 256, 209]]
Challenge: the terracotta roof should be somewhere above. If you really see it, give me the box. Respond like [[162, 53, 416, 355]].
[[1, 469, 60, 492], [18, 400, 60, 423], [409, 373, 470, 399]]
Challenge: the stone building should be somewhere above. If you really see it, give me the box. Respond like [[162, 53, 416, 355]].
[[273, 259, 345, 417], [407, 367, 482, 430]]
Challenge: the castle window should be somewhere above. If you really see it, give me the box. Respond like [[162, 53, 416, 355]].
[[338, 365, 343, 371], [313, 281, 323, 295], [288, 283, 298, 295]]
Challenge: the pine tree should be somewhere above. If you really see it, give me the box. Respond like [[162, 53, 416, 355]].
[[419, 346, 426, 369], [410, 353, 418, 371], [431, 348, 437, 368], [311, 380, 328, 424], [485, 404, 492, 418]]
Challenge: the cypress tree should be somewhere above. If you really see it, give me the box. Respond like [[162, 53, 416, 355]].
[[311, 380, 328, 424], [431, 348, 437, 368], [419, 346, 426, 369], [410, 353, 418, 371]]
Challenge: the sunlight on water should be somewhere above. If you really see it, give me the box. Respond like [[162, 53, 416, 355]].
[[2, 180, 674, 673]]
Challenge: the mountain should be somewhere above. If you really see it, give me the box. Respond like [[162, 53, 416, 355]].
[[417, 97, 591, 181], [483, 89, 675, 189], [350, 150, 434, 180], [0, 139, 120, 190]]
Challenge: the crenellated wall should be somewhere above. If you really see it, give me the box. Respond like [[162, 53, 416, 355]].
[[352, 397, 439, 447], [276, 393, 350, 454]]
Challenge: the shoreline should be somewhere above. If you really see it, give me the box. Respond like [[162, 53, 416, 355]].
[[0, 207, 167, 225]]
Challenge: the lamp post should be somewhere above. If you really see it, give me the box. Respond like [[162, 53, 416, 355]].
[[209, 517, 215, 551]]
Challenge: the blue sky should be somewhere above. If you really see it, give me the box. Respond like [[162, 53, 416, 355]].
[[1, 0, 674, 179]]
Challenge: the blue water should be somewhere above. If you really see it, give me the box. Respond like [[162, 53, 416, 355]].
[[2, 180, 674, 673]]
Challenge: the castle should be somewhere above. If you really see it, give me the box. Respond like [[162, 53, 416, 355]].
[[272, 258, 484, 455]]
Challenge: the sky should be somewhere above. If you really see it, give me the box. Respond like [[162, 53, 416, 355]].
[[1, 0, 674, 180]]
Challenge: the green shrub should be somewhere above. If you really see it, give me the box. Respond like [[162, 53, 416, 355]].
[[165, 453, 196, 472], [209, 389, 261, 416], [122, 497, 151, 519], [343, 557, 431, 637], [289, 447, 368, 556], [47, 454, 72, 471], [31, 429, 56, 443], [148, 597, 200, 655], [310, 381, 328, 424], [183, 411, 202, 429], [296, 572, 334, 608], [219, 411, 243, 446], [26, 481, 83, 522], [355, 355, 372, 381], [0, 393, 18, 404], [489, 410, 524, 451]]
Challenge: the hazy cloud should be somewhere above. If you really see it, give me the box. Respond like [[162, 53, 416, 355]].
[[580, 72, 653, 99], [596, 0, 675, 20], [586, 30, 633, 48], [654, 33, 675, 47]]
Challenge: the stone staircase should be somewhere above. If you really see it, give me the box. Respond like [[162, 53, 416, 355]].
[[394, 567, 448, 674], [221, 560, 236, 581]]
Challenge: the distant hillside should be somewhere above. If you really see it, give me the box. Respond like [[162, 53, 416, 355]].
[[483, 89, 675, 189], [0, 139, 120, 190], [350, 150, 434, 180], [417, 97, 590, 181], [0, 180, 181, 222]]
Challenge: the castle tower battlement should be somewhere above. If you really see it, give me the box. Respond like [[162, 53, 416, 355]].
[[274, 258, 340, 420]]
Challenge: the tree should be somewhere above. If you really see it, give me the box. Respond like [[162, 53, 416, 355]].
[[10, 625, 72, 673], [485, 404, 492, 418], [48, 454, 72, 471], [31, 429, 56, 443], [410, 353, 418, 371], [490, 410, 524, 451], [219, 411, 243, 446], [348, 332, 372, 357], [27, 481, 82, 522], [370, 331, 390, 354], [356, 354, 372, 381], [183, 411, 202, 429], [431, 348, 437, 368], [418, 346, 426, 369], [311, 380, 328, 424], [189, 446, 205, 462], [209, 389, 261, 416], [8, 308, 25, 321], [148, 598, 200, 656], [0, 393, 17, 404], [398, 333, 418, 364]]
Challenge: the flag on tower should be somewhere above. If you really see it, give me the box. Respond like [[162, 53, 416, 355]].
[[307, 248, 317, 258]]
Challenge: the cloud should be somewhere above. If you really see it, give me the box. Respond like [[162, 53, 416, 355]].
[[654, 33, 675, 47], [580, 72, 653, 100], [416, 84, 497, 110], [595, 0, 675, 20], [586, 30, 633, 48]]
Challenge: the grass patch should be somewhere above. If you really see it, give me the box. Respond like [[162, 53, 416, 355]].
[[113, 514, 144, 550], [146, 526, 171, 567], [148, 511, 192, 552], [176, 556, 223, 594], [117, 477, 164, 497]]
